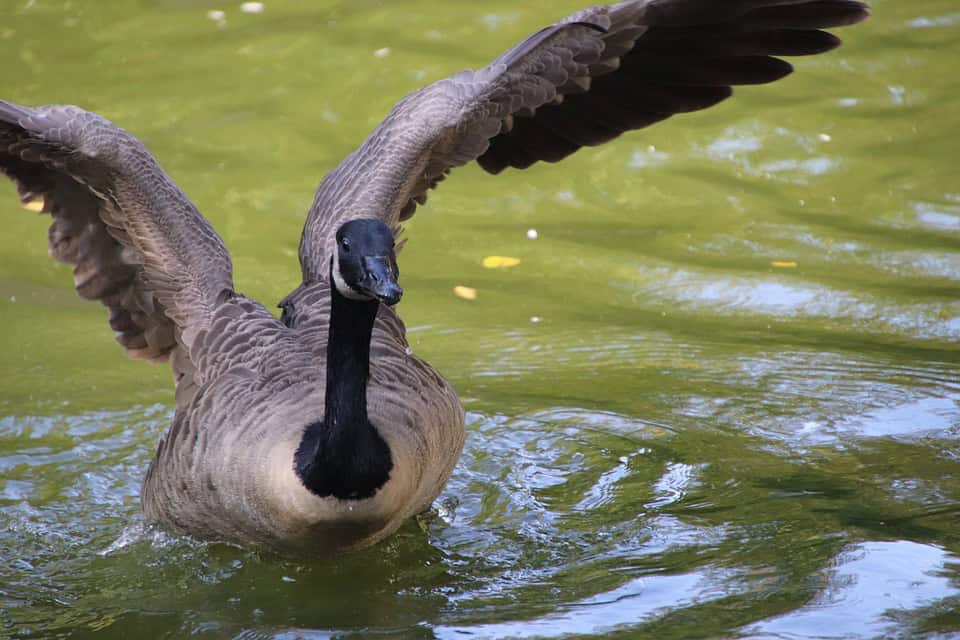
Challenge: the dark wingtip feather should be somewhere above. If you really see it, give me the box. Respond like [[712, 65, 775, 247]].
[[833, 0, 872, 27], [623, 54, 794, 86], [776, 29, 843, 56], [748, 1, 872, 30], [477, 148, 509, 175]]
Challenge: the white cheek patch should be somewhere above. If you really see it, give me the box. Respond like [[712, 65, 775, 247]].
[[333, 249, 369, 300]]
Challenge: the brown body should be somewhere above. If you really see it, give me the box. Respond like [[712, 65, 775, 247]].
[[142, 283, 463, 553]]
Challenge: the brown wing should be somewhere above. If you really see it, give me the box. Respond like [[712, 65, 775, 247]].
[[297, 0, 868, 281], [0, 100, 234, 363]]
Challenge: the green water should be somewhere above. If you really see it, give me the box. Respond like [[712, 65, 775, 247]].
[[1, 0, 958, 637]]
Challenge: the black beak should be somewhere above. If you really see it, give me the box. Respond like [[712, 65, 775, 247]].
[[361, 256, 403, 305]]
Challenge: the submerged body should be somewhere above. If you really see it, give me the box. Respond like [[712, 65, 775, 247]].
[[0, 0, 867, 554]]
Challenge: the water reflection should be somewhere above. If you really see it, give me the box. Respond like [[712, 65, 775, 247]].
[[434, 569, 737, 639], [908, 13, 960, 29], [913, 201, 960, 233], [620, 265, 960, 341], [746, 541, 959, 640]]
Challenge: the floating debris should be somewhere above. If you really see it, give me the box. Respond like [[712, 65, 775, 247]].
[[530, 316, 542, 324], [453, 286, 477, 300], [240, 2, 264, 14], [526, 228, 538, 240], [482, 255, 520, 269], [818, 133, 832, 142], [373, 47, 391, 59], [771, 261, 799, 269], [207, 9, 227, 27]]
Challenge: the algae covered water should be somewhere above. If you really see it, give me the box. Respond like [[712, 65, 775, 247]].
[[1, 1, 958, 638]]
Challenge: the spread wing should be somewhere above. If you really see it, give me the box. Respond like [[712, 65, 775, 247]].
[[298, 0, 869, 281], [0, 100, 234, 363]]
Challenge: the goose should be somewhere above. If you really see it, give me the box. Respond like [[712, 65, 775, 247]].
[[0, 0, 868, 555]]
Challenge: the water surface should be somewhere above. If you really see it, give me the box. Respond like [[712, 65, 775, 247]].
[[0, 0, 958, 638]]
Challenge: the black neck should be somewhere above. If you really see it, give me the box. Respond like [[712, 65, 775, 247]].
[[325, 285, 377, 427], [294, 281, 393, 500]]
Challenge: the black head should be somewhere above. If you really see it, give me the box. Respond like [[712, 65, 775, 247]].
[[332, 219, 402, 305]]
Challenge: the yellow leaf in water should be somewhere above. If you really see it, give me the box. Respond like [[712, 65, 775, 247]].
[[482, 255, 521, 269], [453, 286, 477, 301], [22, 199, 44, 212], [771, 261, 798, 269]]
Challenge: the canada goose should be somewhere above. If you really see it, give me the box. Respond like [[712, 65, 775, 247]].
[[0, 0, 868, 555]]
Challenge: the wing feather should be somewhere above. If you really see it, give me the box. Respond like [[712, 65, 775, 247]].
[[0, 100, 234, 362], [297, 0, 868, 281]]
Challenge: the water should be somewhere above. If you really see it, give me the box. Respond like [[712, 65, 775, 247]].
[[1, 0, 958, 638]]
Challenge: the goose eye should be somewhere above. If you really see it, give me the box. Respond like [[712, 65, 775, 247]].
[[341, 239, 351, 253]]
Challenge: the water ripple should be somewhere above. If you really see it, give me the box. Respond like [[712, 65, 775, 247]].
[[745, 542, 960, 640]]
